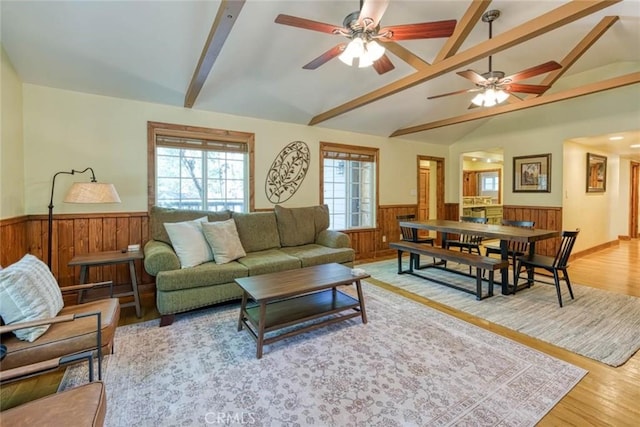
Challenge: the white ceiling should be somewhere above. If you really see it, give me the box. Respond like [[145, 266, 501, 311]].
[[2, 0, 639, 158]]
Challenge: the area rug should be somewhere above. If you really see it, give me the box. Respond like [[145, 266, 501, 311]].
[[60, 283, 585, 426], [359, 258, 640, 367]]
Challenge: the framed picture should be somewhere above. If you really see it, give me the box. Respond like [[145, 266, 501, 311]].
[[586, 153, 607, 193], [513, 154, 551, 193]]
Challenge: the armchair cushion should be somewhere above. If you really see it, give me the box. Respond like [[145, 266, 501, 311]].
[[0, 298, 120, 371], [0, 255, 64, 342], [1, 380, 107, 426]]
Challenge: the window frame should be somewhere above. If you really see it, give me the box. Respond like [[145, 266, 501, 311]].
[[147, 121, 255, 213], [319, 141, 379, 231]]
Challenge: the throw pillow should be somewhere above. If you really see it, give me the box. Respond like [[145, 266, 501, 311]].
[[202, 219, 246, 264], [0, 254, 64, 342], [164, 217, 213, 268]]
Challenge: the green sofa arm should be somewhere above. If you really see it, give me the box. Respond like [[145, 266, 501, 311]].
[[316, 230, 351, 249], [144, 240, 181, 275]]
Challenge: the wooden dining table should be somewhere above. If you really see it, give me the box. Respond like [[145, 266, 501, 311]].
[[399, 219, 560, 295]]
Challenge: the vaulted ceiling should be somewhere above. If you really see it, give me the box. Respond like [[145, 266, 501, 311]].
[[2, 0, 639, 151]]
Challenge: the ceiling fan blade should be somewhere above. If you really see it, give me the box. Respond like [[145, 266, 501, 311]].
[[372, 54, 395, 75], [358, 0, 390, 29], [502, 61, 562, 83], [427, 87, 480, 100], [378, 20, 456, 41], [504, 83, 551, 95], [302, 44, 346, 70], [275, 14, 342, 35], [457, 70, 489, 85]]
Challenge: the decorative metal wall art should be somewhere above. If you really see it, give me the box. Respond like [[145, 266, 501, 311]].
[[265, 141, 310, 203]]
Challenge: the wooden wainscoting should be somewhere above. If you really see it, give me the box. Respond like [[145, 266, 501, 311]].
[[0, 216, 29, 268], [349, 204, 418, 260], [0, 213, 152, 298], [502, 205, 562, 256]]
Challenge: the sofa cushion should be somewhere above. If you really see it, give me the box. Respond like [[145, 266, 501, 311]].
[[280, 244, 355, 267], [274, 205, 331, 247], [164, 217, 212, 268], [237, 249, 301, 276], [202, 219, 246, 264], [0, 254, 64, 342], [155, 261, 248, 292], [233, 212, 281, 253], [150, 206, 231, 244]]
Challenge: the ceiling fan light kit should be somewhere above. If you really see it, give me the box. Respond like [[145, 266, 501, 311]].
[[338, 36, 385, 67], [471, 88, 510, 107]]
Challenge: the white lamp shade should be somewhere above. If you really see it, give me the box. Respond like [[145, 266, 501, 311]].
[[471, 93, 485, 106], [364, 40, 385, 61], [338, 38, 365, 66], [63, 182, 121, 203]]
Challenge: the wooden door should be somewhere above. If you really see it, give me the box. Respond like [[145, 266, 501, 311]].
[[419, 167, 430, 221], [463, 171, 478, 196]]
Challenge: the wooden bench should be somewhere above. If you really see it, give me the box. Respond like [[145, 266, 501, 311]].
[[389, 241, 508, 300]]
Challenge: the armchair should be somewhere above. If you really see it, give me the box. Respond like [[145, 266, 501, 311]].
[[0, 282, 120, 383]]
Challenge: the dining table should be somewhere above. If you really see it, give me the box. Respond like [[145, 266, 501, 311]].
[[398, 219, 560, 295]]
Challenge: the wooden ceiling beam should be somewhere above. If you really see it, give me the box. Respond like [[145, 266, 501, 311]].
[[308, 0, 620, 126], [390, 72, 640, 136], [526, 15, 620, 99], [384, 42, 431, 70], [433, 0, 491, 63], [385, 1, 491, 72], [184, 0, 246, 108]]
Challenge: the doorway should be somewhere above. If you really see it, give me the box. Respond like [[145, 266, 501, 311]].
[[417, 155, 444, 242]]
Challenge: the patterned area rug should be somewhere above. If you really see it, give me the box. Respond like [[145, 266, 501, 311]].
[[360, 258, 640, 367], [60, 283, 585, 426]]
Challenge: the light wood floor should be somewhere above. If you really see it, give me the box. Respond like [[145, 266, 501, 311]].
[[2, 240, 639, 425]]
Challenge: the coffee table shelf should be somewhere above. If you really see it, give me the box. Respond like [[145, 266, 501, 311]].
[[244, 289, 360, 332]]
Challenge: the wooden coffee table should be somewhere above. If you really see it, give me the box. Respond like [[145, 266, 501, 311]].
[[235, 263, 369, 358]]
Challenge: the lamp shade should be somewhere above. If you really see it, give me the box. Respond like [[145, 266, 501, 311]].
[[63, 182, 121, 203]]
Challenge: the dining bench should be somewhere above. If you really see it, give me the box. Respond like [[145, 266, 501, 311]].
[[390, 241, 508, 300]]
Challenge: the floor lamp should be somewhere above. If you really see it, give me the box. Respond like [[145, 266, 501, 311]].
[[47, 167, 121, 270]]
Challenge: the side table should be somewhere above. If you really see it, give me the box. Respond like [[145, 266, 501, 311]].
[[69, 250, 144, 318]]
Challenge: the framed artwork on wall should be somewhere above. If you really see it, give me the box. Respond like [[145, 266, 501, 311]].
[[586, 153, 607, 193], [513, 154, 551, 193]]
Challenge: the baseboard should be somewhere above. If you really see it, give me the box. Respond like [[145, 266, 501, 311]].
[[571, 239, 619, 260]]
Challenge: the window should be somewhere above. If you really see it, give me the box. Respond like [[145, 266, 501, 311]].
[[320, 142, 378, 230], [478, 170, 501, 202], [147, 122, 254, 212]]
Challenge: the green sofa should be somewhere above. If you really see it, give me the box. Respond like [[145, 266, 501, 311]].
[[144, 205, 355, 326]]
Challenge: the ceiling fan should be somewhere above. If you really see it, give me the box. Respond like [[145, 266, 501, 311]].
[[275, 0, 456, 75], [428, 10, 562, 107]]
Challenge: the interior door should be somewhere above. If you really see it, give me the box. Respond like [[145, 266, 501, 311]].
[[419, 167, 430, 221]]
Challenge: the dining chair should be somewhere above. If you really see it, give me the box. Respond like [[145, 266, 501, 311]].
[[443, 216, 488, 273], [484, 219, 535, 285], [397, 214, 435, 268], [514, 230, 579, 307]]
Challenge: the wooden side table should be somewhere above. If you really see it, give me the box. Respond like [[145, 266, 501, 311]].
[[69, 250, 144, 318]]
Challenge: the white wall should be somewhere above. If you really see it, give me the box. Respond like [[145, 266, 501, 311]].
[[563, 141, 623, 250], [21, 84, 448, 215], [1, 46, 25, 219]]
